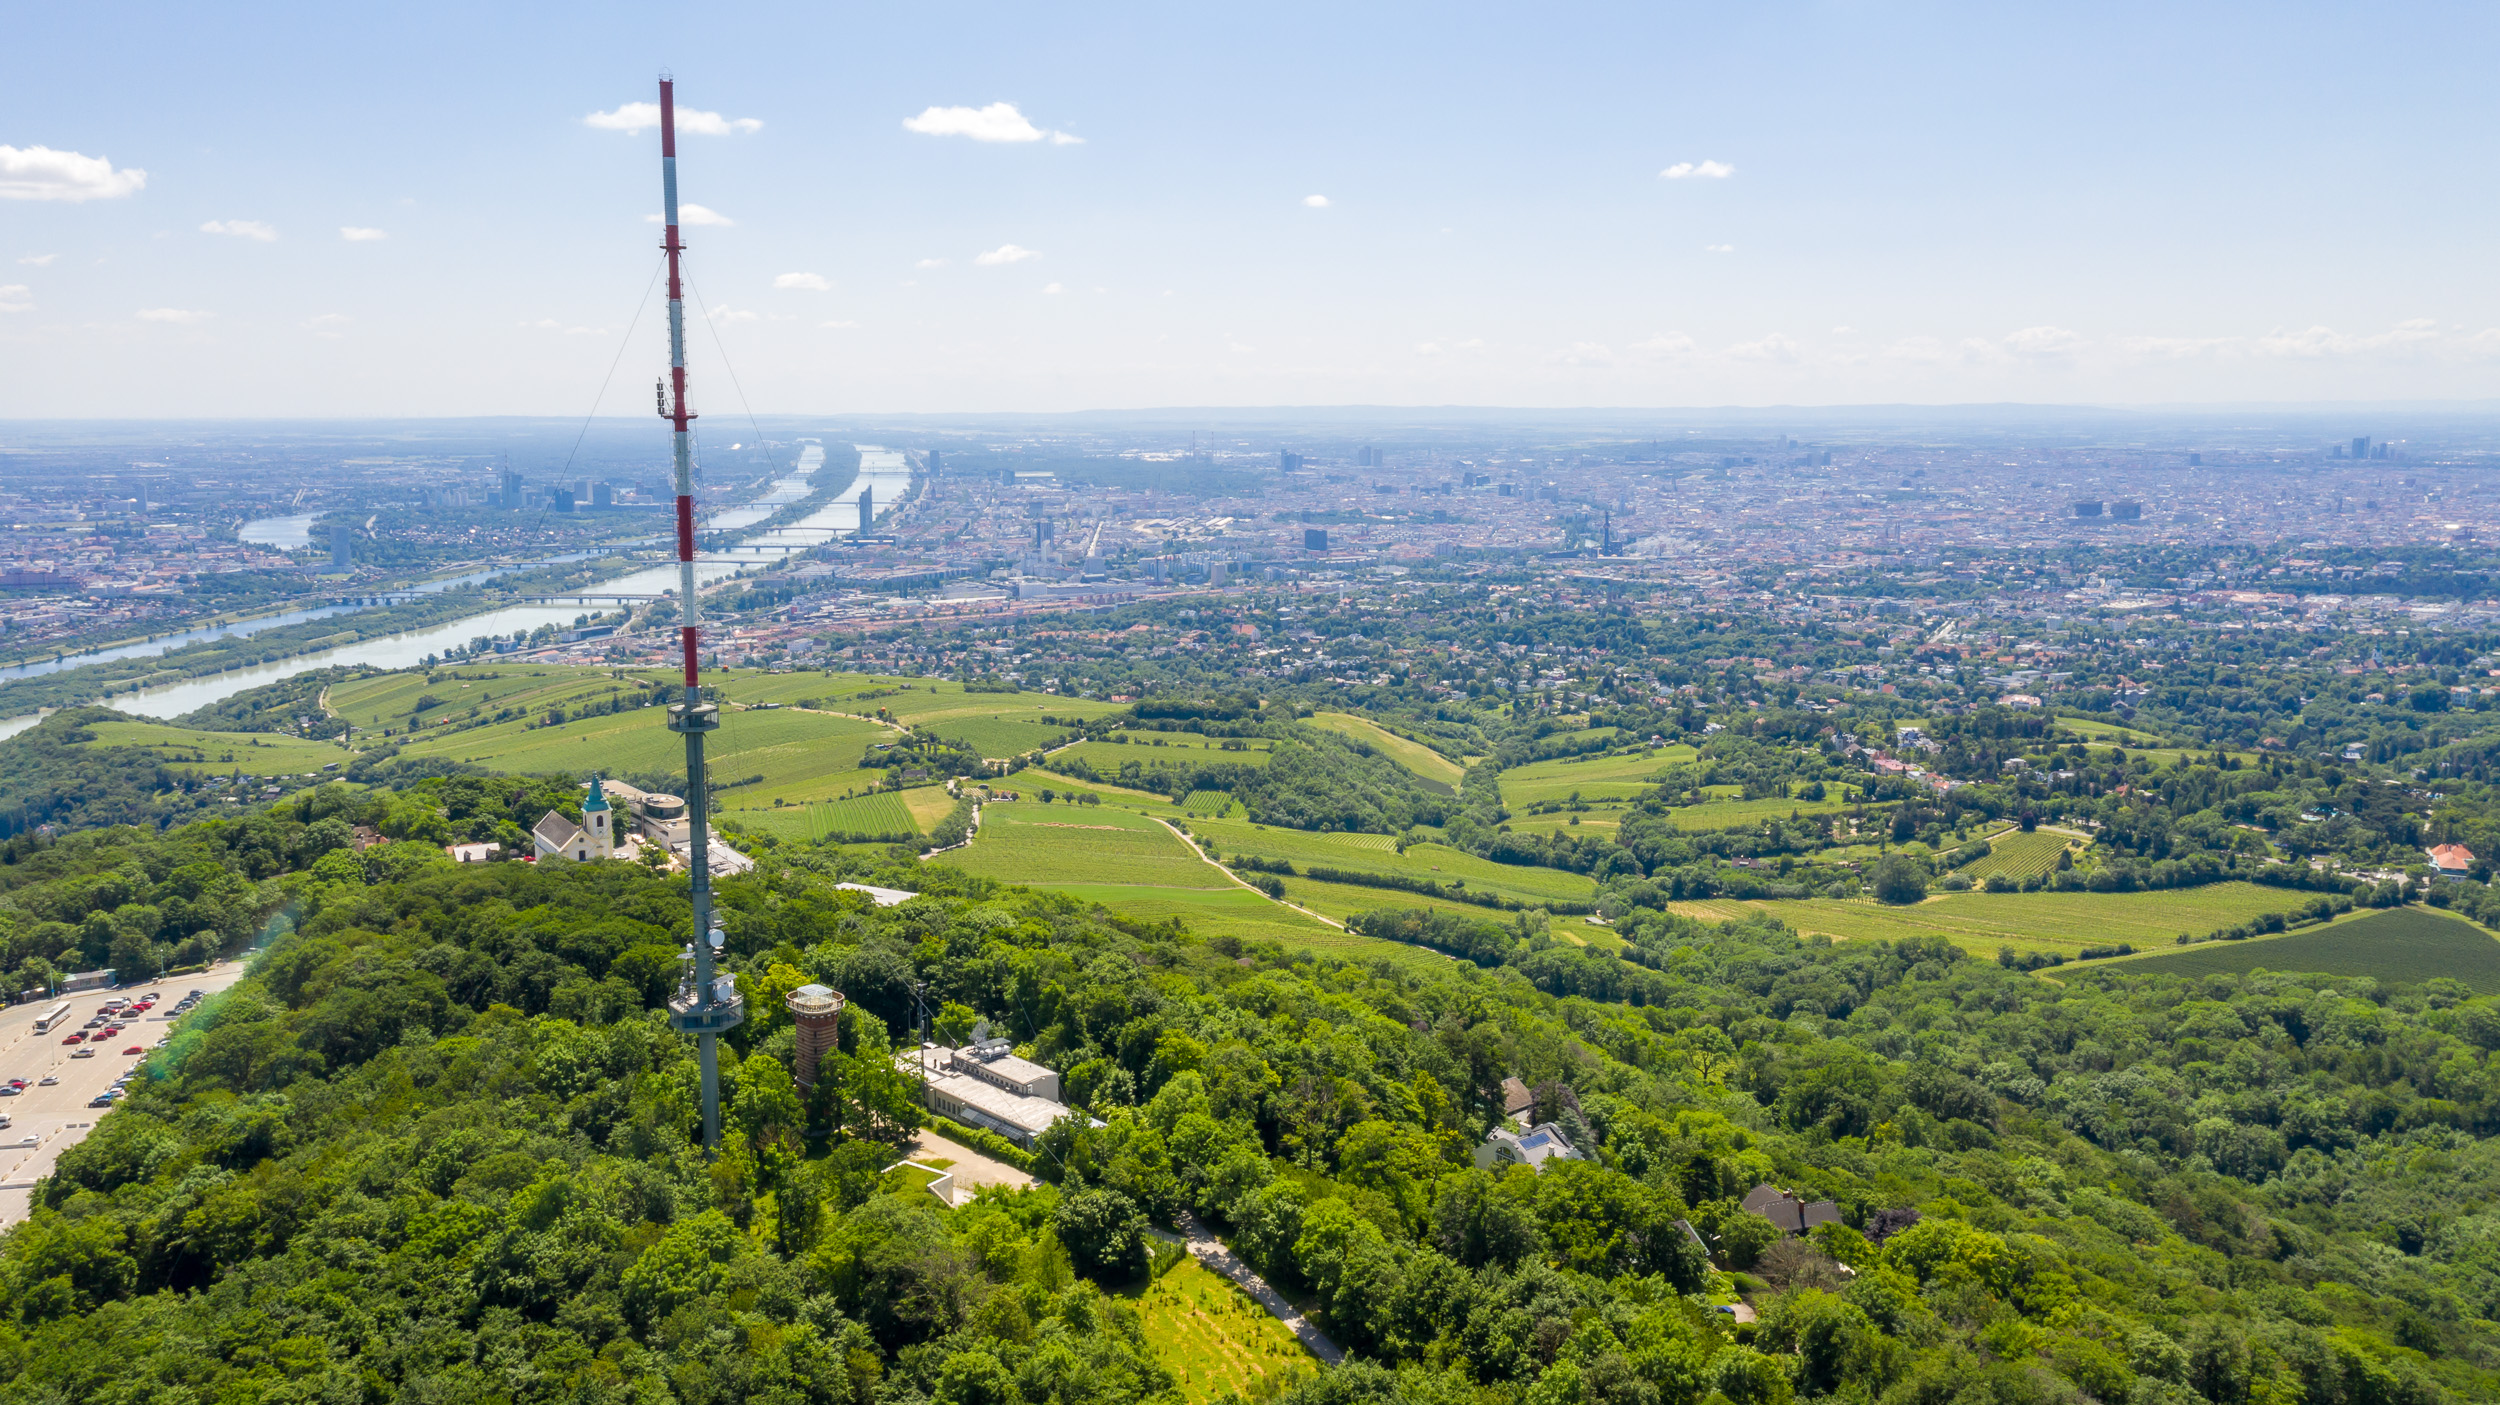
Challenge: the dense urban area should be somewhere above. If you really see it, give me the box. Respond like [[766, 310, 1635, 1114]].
[[2, 412, 2499, 1405]]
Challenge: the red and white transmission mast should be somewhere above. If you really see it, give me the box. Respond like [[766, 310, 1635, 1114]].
[[654, 74, 741, 1155]]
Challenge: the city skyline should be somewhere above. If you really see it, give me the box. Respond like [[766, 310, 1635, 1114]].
[[7, 1, 2500, 416]]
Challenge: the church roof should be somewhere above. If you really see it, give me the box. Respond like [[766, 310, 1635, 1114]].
[[582, 775, 610, 812], [533, 811, 582, 848]]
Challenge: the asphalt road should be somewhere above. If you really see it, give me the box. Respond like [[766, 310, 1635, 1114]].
[[0, 959, 253, 1228]]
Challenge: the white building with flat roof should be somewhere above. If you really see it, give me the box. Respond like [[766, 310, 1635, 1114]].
[[900, 1040, 1078, 1148]]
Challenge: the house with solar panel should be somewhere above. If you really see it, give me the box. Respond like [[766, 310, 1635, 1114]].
[[1475, 1120, 1583, 1171]]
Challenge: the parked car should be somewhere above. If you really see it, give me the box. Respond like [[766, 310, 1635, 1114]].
[[71, 1048, 97, 1058], [88, 1095, 114, 1108], [61, 1032, 84, 1044], [38, 1075, 58, 1086], [122, 1046, 143, 1055]]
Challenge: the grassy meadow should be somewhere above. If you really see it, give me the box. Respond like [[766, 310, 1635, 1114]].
[[1669, 881, 2316, 958], [1185, 816, 1597, 908], [77, 720, 349, 775], [944, 806, 1227, 889], [1129, 1258, 1318, 1405], [1500, 744, 1698, 808], [1305, 712, 1466, 789]]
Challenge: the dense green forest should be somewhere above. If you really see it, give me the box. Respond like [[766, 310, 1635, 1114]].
[[1, 786, 2491, 1404]]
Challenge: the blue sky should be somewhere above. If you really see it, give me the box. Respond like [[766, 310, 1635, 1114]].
[[4, 2, 2495, 416]]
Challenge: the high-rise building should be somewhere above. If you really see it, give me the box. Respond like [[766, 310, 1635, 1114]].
[[2188, 452, 2202, 466], [135, 480, 149, 517], [329, 522, 352, 572], [2073, 500, 2104, 518], [1304, 528, 1329, 551], [2110, 501, 2143, 521], [927, 448, 944, 476], [1279, 450, 1305, 472], [592, 481, 613, 508], [858, 485, 875, 535], [1035, 520, 1053, 546], [549, 486, 577, 514], [2352, 436, 2371, 461], [500, 468, 523, 508], [1356, 446, 1379, 467]]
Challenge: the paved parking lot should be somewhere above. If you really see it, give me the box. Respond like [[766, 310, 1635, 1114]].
[[0, 959, 252, 1228]]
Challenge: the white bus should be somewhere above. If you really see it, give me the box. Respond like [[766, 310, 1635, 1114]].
[[32, 1001, 71, 1034]]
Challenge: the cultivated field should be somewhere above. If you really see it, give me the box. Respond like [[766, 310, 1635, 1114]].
[[1187, 817, 1597, 907], [1013, 768, 1187, 810], [1659, 793, 1849, 831], [326, 664, 667, 736], [1056, 736, 1277, 774], [1181, 790, 1242, 817], [398, 701, 891, 806], [77, 720, 349, 776], [1669, 881, 2314, 957], [1306, 712, 1466, 789], [1500, 744, 1698, 808], [804, 791, 919, 839], [944, 806, 1227, 889], [2106, 907, 2500, 992], [1131, 1258, 1318, 1405], [1961, 828, 2084, 881]]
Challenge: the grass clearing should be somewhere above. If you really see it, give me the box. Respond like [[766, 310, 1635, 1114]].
[[1668, 882, 2316, 958], [77, 720, 349, 776], [1659, 793, 1848, 831], [1306, 713, 1465, 789], [2104, 907, 2500, 992], [1014, 768, 1186, 810], [1058, 737, 1276, 776], [946, 806, 1226, 889], [402, 701, 891, 804], [1130, 1257, 1318, 1404], [1187, 817, 1597, 907], [1501, 745, 1697, 808]]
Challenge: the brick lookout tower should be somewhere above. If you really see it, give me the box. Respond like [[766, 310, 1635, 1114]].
[[788, 984, 847, 1089]]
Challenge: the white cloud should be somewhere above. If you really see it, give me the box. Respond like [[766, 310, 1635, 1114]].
[[200, 219, 277, 242], [1547, 342, 1615, 367], [1723, 333, 1800, 362], [2114, 335, 2231, 359], [1454, 337, 1485, 351], [821, 319, 860, 329], [303, 313, 350, 338], [774, 272, 832, 292], [707, 305, 759, 323], [1998, 325, 2086, 359], [1303, 194, 1330, 208], [975, 243, 1038, 266], [902, 102, 1081, 144], [0, 145, 146, 201], [645, 204, 733, 226], [0, 284, 30, 312], [136, 307, 209, 323], [915, 257, 949, 269], [1659, 159, 1735, 180], [18, 253, 56, 266], [1042, 282, 1065, 294], [1830, 325, 1855, 335], [1414, 341, 1443, 355], [585, 102, 761, 136], [2254, 319, 2439, 357], [518, 318, 607, 334], [1702, 243, 1735, 253], [1631, 333, 1702, 357], [339, 226, 387, 242]]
